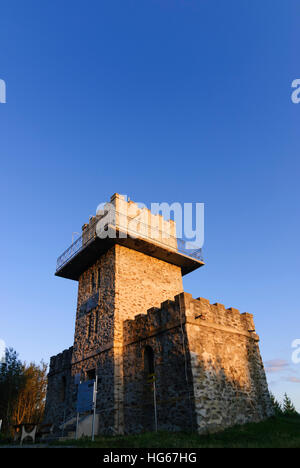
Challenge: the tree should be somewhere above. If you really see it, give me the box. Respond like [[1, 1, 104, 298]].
[[282, 393, 298, 415], [269, 392, 283, 415], [12, 361, 47, 426], [0, 348, 25, 432], [0, 348, 48, 434]]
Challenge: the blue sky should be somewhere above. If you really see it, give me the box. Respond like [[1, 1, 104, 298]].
[[0, 0, 299, 410]]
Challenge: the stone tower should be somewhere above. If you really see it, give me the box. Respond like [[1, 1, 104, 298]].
[[45, 194, 204, 434], [44, 193, 272, 436]]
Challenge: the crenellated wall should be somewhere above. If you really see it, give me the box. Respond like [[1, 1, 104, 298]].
[[45, 287, 273, 436], [123, 296, 196, 434], [123, 292, 273, 434]]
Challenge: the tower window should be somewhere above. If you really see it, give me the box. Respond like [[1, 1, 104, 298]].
[[87, 368, 96, 381], [87, 314, 93, 338], [91, 272, 95, 291], [97, 268, 100, 289], [95, 311, 99, 334], [144, 346, 155, 376]]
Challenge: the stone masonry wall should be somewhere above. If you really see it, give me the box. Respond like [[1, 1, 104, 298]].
[[61, 244, 183, 434], [123, 292, 273, 434], [114, 244, 183, 433], [123, 296, 196, 434], [180, 293, 273, 432], [72, 244, 182, 367], [44, 347, 73, 428], [71, 348, 116, 434], [114, 244, 183, 342], [45, 288, 272, 435], [72, 247, 116, 365], [70, 248, 116, 433]]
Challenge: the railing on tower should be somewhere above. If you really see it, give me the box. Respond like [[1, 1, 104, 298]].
[[56, 211, 204, 272]]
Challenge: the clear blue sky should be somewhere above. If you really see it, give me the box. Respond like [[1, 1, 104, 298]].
[[1, 1, 299, 410]]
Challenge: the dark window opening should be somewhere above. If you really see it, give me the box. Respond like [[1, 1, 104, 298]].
[[97, 268, 100, 289], [95, 311, 99, 334], [87, 369, 96, 381], [87, 314, 92, 338], [144, 346, 155, 376], [91, 272, 95, 291]]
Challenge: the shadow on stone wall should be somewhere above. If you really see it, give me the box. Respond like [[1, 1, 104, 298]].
[[189, 339, 273, 434]]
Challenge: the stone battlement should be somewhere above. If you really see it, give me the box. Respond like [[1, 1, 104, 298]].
[[49, 346, 73, 375], [184, 293, 257, 335], [94, 193, 178, 250], [124, 292, 258, 345]]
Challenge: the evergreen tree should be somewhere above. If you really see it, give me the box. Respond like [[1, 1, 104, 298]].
[[282, 393, 298, 415], [0, 348, 25, 432], [269, 392, 283, 415]]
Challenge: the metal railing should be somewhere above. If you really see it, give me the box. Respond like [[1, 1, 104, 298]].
[[56, 211, 204, 271]]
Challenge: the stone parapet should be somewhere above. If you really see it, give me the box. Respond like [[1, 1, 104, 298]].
[[48, 347, 73, 376], [123, 292, 258, 345]]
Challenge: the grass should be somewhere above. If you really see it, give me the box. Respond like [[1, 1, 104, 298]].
[[49, 414, 300, 448]]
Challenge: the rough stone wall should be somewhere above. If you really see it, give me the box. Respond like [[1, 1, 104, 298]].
[[44, 347, 73, 427], [180, 293, 273, 432], [72, 244, 182, 364], [47, 243, 183, 434], [114, 244, 183, 433], [44, 346, 116, 434], [123, 292, 273, 434], [72, 247, 116, 365], [69, 248, 116, 433], [123, 296, 196, 434], [114, 244, 183, 342], [45, 287, 272, 435], [71, 348, 116, 434]]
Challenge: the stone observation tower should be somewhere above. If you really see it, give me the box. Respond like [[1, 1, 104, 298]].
[[44, 193, 273, 436]]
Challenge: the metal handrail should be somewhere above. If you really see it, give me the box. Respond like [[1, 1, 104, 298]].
[[56, 211, 203, 271]]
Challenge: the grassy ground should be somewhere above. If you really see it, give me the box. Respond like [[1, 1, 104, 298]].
[[48, 414, 300, 448]]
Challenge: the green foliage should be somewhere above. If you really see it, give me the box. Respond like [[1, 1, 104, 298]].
[[0, 348, 48, 434], [269, 392, 283, 415], [0, 348, 25, 433], [282, 393, 298, 415], [12, 361, 48, 425], [50, 414, 300, 448]]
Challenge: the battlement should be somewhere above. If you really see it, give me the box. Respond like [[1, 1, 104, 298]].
[[56, 193, 204, 280], [123, 292, 258, 345], [186, 295, 256, 335], [109, 193, 177, 248], [49, 346, 73, 375]]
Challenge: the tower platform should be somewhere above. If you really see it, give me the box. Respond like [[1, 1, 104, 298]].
[[55, 193, 204, 280]]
